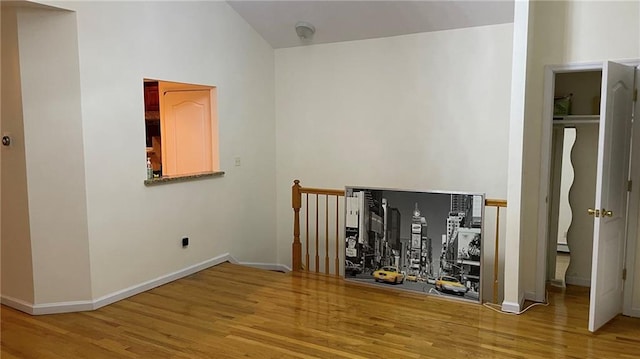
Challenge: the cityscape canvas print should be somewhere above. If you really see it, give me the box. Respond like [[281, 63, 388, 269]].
[[344, 187, 484, 303]]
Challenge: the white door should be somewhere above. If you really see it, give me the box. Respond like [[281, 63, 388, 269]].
[[623, 68, 640, 317], [589, 61, 635, 332], [162, 90, 213, 176]]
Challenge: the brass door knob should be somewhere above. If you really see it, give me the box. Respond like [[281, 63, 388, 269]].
[[602, 209, 613, 217], [587, 208, 600, 217]]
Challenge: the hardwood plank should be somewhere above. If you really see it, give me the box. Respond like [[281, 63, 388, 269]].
[[2, 262, 640, 358]]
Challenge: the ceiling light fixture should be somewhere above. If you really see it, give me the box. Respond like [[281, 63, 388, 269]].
[[295, 21, 315, 41]]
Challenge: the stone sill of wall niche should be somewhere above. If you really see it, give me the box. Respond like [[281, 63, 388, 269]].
[[144, 171, 225, 186]]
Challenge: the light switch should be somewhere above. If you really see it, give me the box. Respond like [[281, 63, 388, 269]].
[[235, 157, 241, 167]]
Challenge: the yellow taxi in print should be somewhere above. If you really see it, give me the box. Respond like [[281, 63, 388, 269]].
[[435, 275, 468, 296], [405, 274, 418, 282], [373, 266, 405, 284]]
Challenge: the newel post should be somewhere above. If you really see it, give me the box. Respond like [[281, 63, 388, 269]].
[[292, 180, 302, 271]]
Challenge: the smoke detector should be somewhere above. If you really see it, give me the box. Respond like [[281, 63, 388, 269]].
[[295, 21, 315, 41]]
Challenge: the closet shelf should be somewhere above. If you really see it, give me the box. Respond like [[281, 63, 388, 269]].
[[553, 115, 600, 125]]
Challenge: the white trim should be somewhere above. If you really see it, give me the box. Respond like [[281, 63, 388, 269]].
[[626, 308, 640, 318], [501, 292, 525, 313], [614, 59, 640, 67], [544, 61, 605, 73], [538, 61, 640, 317], [503, 0, 530, 312], [31, 300, 93, 315], [2, 253, 238, 315], [1, 295, 36, 315], [92, 253, 234, 310], [536, 62, 605, 303], [566, 276, 591, 287], [623, 67, 640, 317], [239, 262, 291, 272], [537, 65, 556, 302]]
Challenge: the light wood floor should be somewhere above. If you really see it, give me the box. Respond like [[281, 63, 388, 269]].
[[2, 263, 640, 358]]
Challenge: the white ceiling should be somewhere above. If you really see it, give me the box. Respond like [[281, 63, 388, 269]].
[[227, 1, 515, 49]]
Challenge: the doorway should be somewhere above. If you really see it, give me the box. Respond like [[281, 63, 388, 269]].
[[538, 61, 639, 332], [546, 71, 602, 288]]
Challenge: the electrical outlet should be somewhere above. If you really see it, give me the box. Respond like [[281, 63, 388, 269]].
[[182, 237, 189, 247], [234, 157, 241, 167]]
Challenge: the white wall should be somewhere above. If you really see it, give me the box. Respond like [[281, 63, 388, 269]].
[[503, 0, 532, 311], [517, 0, 640, 300], [16, 7, 93, 305], [275, 23, 513, 302], [6, 0, 634, 312], [8, 1, 276, 303], [1, 5, 35, 305], [67, 1, 276, 299]]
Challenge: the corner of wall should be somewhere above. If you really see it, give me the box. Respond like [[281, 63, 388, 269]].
[[1, 4, 36, 305], [501, 292, 525, 313], [503, 0, 532, 310], [3, 252, 237, 315], [17, 5, 92, 306]]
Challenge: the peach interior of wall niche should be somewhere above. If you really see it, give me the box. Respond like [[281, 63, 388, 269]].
[[143, 79, 219, 177]]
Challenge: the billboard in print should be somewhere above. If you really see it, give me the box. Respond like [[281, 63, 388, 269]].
[[344, 187, 484, 303]]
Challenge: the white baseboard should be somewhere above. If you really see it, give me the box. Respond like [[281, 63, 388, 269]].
[[501, 301, 521, 313], [239, 262, 291, 272], [32, 300, 94, 315], [623, 307, 640, 318], [501, 292, 525, 313], [0, 295, 92, 315], [1, 295, 36, 314], [565, 275, 591, 287], [2, 253, 235, 315], [92, 252, 234, 310], [2, 254, 292, 315]]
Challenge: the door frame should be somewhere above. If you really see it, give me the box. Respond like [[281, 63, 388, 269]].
[[536, 61, 604, 303], [624, 68, 640, 317], [536, 60, 640, 316]]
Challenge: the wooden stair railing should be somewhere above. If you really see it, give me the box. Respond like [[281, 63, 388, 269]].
[[485, 199, 507, 304], [292, 180, 345, 275], [292, 180, 507, 303]]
